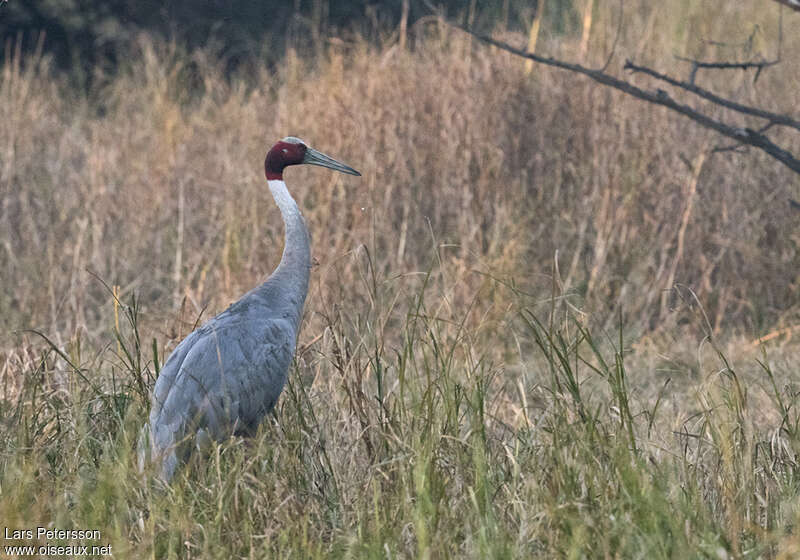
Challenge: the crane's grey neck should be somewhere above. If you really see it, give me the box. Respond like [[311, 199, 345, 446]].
[[261, 179, 310, 326]]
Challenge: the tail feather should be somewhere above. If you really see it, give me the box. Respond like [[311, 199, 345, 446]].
[[137, 421, 179, 482]]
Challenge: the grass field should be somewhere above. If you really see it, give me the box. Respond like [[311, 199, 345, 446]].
[[1, 1, 799, 557]]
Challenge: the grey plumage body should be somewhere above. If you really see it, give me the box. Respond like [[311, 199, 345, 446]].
[[141, 137, 359, 481]]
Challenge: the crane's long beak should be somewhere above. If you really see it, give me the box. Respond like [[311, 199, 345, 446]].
[[303, 147, 361, 176]]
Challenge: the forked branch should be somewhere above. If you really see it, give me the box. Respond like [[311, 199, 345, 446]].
[[457, 26, 800, 176], [675, 55, 780, 84], [623, 61, 800, 133]]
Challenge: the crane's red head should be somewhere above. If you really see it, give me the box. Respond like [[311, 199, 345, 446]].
[[264, 136, 361, 181]]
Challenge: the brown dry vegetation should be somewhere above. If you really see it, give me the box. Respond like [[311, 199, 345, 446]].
[[1, 4, 798, 352], [1, 1, 799, 557]]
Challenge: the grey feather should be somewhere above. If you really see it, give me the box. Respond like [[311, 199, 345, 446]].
[[144, 295, 298, 480]]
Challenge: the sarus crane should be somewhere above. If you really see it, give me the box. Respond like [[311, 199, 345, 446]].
[[140, 137, 361, 481]]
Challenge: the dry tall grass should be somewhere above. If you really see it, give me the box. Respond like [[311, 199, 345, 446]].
[[1, 1, 799, 557], [1, 2, 797, 353]]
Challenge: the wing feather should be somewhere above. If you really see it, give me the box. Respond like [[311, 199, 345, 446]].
[[146, 309, 295, 479]]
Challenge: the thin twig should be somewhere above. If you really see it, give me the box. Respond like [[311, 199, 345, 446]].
[[675, 55, 780, 72], [701, 25, 760, 52], [676, 54, 780, 84], [711, 144, 749, 155], [600, 0, 624, 72], [777, 5, 784, 61]]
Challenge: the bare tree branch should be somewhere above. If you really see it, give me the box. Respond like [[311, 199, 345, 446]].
[[772, 0, 800, 12], [624, 61, 800, 133], [456, 26, 800, 176]]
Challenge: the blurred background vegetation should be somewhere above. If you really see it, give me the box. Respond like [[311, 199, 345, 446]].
[[1, 1, 559, 79], [0, 0, 797, 349]]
